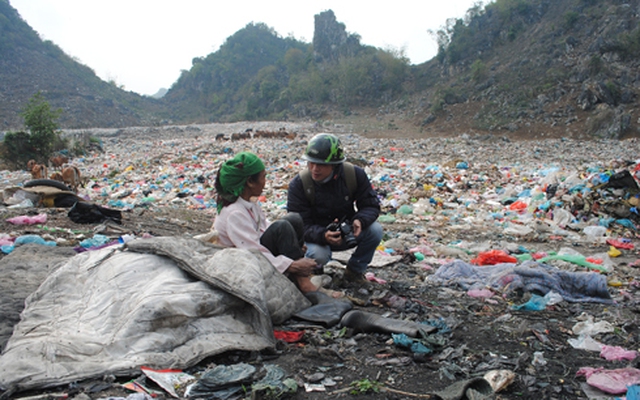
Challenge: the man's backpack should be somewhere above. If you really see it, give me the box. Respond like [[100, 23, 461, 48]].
[[299, 162, 356, 206]]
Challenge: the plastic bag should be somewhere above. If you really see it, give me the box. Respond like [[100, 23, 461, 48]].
[[600, 345, 638, 361], [471, 250, 517, 265], [568, 335, 603, 351], [537, 254, 607, 272], [6, 213, 47, 225]]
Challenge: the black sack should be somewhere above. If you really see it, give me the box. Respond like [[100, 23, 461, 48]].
[[606, 169, 639, 191], [68, 201, 123, 224]]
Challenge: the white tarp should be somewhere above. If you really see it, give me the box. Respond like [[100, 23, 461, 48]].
[[0, 237, 311, 392]]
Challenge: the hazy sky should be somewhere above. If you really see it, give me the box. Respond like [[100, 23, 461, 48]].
[[10, 0, 483, 96]]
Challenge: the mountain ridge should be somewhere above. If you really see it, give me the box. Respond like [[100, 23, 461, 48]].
[[1, 0, 639, 139]]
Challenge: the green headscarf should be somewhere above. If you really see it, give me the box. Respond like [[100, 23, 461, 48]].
[[216, 152, 265, 212]]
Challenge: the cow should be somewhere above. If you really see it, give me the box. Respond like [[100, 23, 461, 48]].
[[50, 155, 69, 170], [61, 166, 83, 192]]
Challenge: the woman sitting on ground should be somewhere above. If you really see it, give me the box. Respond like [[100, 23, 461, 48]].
[[213, 151, 338, 296]]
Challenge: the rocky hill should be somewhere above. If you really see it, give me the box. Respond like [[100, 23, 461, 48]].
[[1, 0, 639, 140], [402, 0, 640, 140], [0, 0, 164, 130]]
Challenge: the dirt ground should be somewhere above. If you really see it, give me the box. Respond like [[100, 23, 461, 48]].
[[0, 124, 639, 400]]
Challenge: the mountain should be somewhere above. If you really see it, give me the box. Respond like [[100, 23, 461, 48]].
[[161, 22, 310, 122], [404, 0, 640, 139], [1, 0, 639, 139], [0, 0, 164, 130]]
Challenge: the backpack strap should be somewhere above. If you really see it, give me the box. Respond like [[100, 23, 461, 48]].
[[343, 162, 356, 202], [299, 162, 357, 206], [299, 168, 316, 206]]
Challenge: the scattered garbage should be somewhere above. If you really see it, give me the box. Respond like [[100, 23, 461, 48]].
[[1, 129, 640, 399]]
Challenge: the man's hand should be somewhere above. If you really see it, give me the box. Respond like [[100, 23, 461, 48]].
[[288, 258, 317, 276], [352, 219, 362, 237], [324, 229, 342, 246], [325, 218, 342, 246]]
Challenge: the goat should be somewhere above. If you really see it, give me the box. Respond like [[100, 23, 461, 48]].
[[61, 166, 83, 192], [30, 163, 48, 180], [50, 155, 69, 170], [50, 171, 64, 182]]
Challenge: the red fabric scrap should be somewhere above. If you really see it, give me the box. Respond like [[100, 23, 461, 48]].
[[606, 239, 634, 250], [273, 330, 305, 343], [471, 250, 517, 266], [509, 201, 527, 211]]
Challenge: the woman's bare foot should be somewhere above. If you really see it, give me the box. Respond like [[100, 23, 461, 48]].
[[296, 276, 344, 298], [296, 275, 318, 293]]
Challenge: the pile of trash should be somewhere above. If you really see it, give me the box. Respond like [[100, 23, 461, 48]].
[[0, 126, 639, 399]]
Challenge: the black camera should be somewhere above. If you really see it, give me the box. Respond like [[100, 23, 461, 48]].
[[327, 218, 358, 247]]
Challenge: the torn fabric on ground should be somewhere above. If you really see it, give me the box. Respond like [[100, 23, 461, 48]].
[[0, 237, 310, 392], [426, 260, 613, 303]]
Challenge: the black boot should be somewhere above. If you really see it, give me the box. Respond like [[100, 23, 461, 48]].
[[340, 310, 436, 337]]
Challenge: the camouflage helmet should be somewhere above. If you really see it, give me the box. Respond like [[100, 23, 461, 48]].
[[303, 133, 345, 164]]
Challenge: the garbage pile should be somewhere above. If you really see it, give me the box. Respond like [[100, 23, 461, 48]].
[[1, 126, 639, 399]]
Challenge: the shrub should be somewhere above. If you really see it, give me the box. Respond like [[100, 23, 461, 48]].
[[1, 92, 64, 170], [471, 59, 488, 82], [564, 11, 579, 29]]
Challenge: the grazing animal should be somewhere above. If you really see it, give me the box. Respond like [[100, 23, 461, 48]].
[[230, 132, 251, 141], [30, 163, 48, 180], [61, 166, 83, 192], [50, 171, 64, 182], [50, 155, 69, 170]]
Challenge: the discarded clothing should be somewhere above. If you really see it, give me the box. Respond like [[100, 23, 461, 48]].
[[427, 260, 613, 303], [340, 310, 436, 337], [293, 295, 353, 328], [68, 201, 123, 224]]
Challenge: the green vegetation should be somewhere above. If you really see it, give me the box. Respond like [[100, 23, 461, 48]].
[[563, 11, 579, 29], [1, 92, 65, 169], [612, 27, 640, 60], [349, 379, 382, 395], [164, 16, 409, 122], [433, 0, 536, 63], [470, 59, 487, 82]]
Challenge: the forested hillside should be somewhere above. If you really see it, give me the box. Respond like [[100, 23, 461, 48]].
[[0, 0, 163, 129], [162, 12, 408, 123]]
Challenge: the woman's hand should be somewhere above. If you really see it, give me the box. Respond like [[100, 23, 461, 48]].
[[288, 258, 317, 276]]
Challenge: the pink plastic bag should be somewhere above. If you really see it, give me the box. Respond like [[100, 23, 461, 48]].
[[365, 272, 387, 284], [6, 213, 47, 225], [467, 288, 494, 298], [600, 345, 638, 361], [576, 367, 640, 394]]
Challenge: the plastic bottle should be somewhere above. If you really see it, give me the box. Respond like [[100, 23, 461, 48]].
[[118, 234, 135, 244]]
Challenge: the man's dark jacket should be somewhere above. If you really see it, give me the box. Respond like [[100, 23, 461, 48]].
[[287, 163, 380, 245]]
